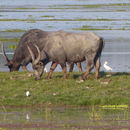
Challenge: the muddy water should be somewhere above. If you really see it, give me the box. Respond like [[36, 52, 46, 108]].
[[0, 106, 130, 129], [0, 0, 130, 72]]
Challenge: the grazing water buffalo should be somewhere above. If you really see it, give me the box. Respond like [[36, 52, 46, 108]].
[[27, 30, 104, 80], [2, 29, 81, 73]]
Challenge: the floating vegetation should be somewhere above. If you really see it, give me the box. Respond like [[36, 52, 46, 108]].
[[101, 105, 129, 109], [50, 3, 130, 9], [41, 15, 54, 18], [0, 18, 125, 22], [73, 25, 130, 31], [8, 44, 17, 50], [27, 20, 36, 23], [3, 29, 25, 32], [83, 3, 130, 8], [15, 8, 38, 10], [110, 3, 130, 6], [0, 38, 19, 43], [63, 3, 130, 8], [0, 19, 36, 22], [47, 25, 54, 28], [82, 4, 103, 8]]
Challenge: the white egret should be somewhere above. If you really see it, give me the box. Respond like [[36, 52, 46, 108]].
[[44, 67, 48, 72], [26, 114, 30, 120], [103, 61, 112, 71], [26, 91, 30, 97]]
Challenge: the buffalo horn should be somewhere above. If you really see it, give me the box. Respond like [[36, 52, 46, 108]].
[[1, 43, 10, 62], [27, 44, 41, 65], [33, 44, 41, 65], [27, 45, 35, 62]]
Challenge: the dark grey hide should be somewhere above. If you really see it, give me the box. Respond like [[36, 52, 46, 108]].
[[29, 30, 104, 80], [2, 29, 51, 72], [2, 29, 81, 73]]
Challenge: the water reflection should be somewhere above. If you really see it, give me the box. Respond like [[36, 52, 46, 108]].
[[0, 106, 130, 129], [0, 0, 130, 72]]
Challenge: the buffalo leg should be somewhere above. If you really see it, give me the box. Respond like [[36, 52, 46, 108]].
[[80, 61, 94, 80], [47, 62, 57, 79], [76, 62, 82, 72], [94, 58, 100, 79], [60, 63, 68, 79], [69, 62, 82, 72], [22, 65, 28, 71], [69, 63, 74, 72], [80, 53, 95, 80]]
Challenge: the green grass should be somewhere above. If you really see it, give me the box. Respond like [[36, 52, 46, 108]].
[[0, 72, 130, 106]]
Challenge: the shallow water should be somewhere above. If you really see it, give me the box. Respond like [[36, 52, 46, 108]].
[[0, 106, 130, 129], [0, 0, 130, 72]]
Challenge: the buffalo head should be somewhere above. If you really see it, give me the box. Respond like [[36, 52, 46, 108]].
[[27, 44, 45, 80], [1, 44, 20, 72]]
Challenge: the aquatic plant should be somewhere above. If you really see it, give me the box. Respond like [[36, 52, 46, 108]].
[[3, 29, 25, 32], [0, 38, 19, 43]]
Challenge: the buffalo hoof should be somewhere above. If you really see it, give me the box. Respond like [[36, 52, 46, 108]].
[[46, 76, 52, 79], [95, 74, 100, 79], [96, 77, 100, 80], [35, 77, 41, 80], [79, 76, 86, 81]]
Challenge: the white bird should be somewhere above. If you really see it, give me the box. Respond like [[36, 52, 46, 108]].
[[103, 61, 112, 71], [26, 114, 30, 120], [44, 67, 48, 72], [26, 91, 30, 97]]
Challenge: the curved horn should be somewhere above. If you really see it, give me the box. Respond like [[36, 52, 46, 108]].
[[27, 45, 35, 62], [1, 43, 10, 62], [33, 44, 41, 65], [27, 44, 41, 65]]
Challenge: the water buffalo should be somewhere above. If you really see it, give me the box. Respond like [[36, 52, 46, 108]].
[[2, 29, 81, 73], [27, 30, 104, 80]]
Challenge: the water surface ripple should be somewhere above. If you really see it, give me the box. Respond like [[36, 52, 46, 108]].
[[0, 0, 130, 72]]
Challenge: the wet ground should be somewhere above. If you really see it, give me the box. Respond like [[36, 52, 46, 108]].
[[0, 106, 130, 129]]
